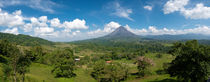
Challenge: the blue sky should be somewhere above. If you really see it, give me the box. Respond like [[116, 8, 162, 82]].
[[0, 0, 210, 41]]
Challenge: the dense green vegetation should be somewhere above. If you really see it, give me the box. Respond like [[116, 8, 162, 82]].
[[0, 37, 209, 82], [167, 40, 210, 82], [0, 32, 54, 46]]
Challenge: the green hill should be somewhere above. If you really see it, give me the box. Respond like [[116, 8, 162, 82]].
[[0, 32, 54, 46]]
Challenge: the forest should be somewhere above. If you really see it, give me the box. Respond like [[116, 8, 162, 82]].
[[0, 37, 209, 82]]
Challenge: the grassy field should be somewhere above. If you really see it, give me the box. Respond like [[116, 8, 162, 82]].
[[126, 53, 177, 82], [0, 53, 178, 82], [25, 63, 96, 82]]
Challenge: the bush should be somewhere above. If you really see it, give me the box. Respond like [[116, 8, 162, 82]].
[[91, 61, 129, 82], [155, 53, 162, 58]]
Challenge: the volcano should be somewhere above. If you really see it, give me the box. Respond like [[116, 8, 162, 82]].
[[101, 26, 140, 40]]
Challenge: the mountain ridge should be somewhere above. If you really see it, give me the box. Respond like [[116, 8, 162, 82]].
[[145, 33, 210, 40], [0, 32, 54, 46]]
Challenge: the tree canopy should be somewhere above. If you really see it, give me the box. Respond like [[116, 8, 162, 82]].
[[167, 40, 210, 82]]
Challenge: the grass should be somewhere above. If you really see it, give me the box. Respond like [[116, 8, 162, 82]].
[[124, 53, 177, 82], [0, 64, 3, 82], [145, 53, 174, 74], [25, 63, 96, 82], [62, 68, 96, 82], [110, 53, 177, 82], [26, 63, 57, 82], [0, 53, 176, 82], [126, 75, 177, 82]]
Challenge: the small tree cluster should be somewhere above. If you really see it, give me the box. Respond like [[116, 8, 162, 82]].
[[135, 56, 154, 77], [91, 60, 129, 82]]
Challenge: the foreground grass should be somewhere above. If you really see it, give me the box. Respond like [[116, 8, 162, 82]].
[[25, 63, 57, 82], [26, 63, 96, 82], [111, 53, 177, 82], [0, 53, 177, 82]]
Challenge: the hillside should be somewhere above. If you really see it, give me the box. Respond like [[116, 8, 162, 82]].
[[0, 32, 54, 46], [145, 34, 210, 40]]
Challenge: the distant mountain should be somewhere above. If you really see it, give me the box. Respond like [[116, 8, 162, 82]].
[[146, 34, 210, 40], [71, 26, 144, 47], [71, 26, 210, 46], [0, 32, 54, 46], [99, 26, 141, 41], [104, 26, 138, 38]]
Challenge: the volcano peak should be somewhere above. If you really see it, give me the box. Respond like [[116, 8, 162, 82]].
[[102, 26, 139, 39]]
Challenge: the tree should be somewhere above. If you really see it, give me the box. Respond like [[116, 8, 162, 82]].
[[104, 62, 129, 82], [91, 61, 129, 82], [167, 40, 210, 82], [111, 51, 120, 60], [2, 64, 12, 81], [91, 60, 106, 82], [17, 50, 32, 82], [51, 48, 76, 78], [0, 39, 14, 81], [31, 45, 44, 62], [0, 40, 32, 82], [135, 56, 154, 77]]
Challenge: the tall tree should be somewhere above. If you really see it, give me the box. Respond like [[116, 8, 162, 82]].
[[17, 50, 32, 82], [51, 48, 76, 78], [167, 40, 210, 82], [0, 40, 32, 82]]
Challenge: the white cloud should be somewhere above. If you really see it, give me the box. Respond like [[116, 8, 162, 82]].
[[34, 27, 55, 36], [23, 23, 33, 32], [125, 25, 210, 35], [181, 3, 210, 19], [125, 25, 148, 34], [104, 21, 121, 32], [39, 16, 48, 23], [149, 26, 159, 33], [87, 21, 121, 37], [87, 29, 102, 35], [50, 18, 62, 28], [29, 17, 48, 27], [63, 19, 88, 29], [34, 27, 54, 34], [50, 18, 89, 29], [2, 28, 19, 35], [0, 9, 24, 27], [144, 5, 153, 11], [163, 0, 210, 19], [72, 30, 80, 36], [0, 8, 91, 41], [0, 0, 58, 13], [163, 0, 189, 14], [110, 2, 133, 20], [26, 16, 88, 38], [13, 10, 22, 15]]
